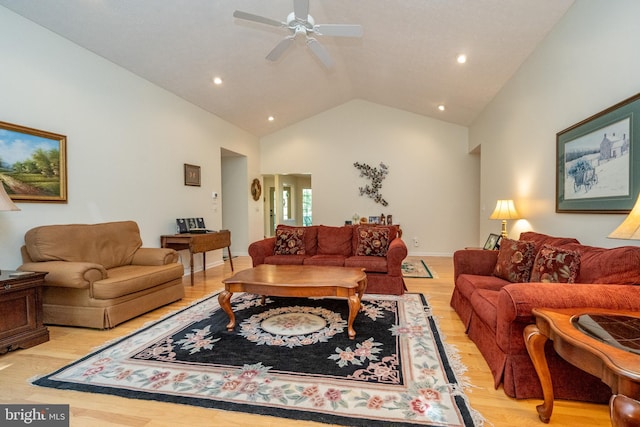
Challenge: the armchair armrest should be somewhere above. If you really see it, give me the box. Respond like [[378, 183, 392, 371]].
[[248, 237, 276, 266], [18, 261, 107, 289], [386, 237, 408, 276], [453, 249, 498, 281], [132, 247, 179, 266]]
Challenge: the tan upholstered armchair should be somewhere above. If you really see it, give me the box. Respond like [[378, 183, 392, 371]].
[[19, 221, 185, 329]]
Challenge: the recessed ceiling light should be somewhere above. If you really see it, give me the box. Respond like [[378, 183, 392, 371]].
[[438, 105, 446, 111], [267, 116, 275, 122], [456, 54, 467, 64], [213, 76, 223, 85]]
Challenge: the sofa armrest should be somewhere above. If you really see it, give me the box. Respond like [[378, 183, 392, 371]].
[[499, 282, 640, 325], [453, 249, 498, 282], [386, 237, 408, 275], [248, 237, 276, 266], [18, 261, 107, 289], [132, 247, 179, 265], [495, 282, 640, 354]]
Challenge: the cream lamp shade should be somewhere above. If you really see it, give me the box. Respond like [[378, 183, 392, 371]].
[[608, 194, 640, 240], [489, 199, 519, 238], [0, 182, 19, 211]]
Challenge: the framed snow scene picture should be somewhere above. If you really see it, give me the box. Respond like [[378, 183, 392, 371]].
[[556, 93, 640, 213]]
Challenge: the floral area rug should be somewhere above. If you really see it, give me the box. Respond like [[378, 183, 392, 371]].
[[402, 259, 436, 278], [33, 292, 482, 427]]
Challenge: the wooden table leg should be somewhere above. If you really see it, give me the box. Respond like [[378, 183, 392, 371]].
[[610, 394, 640, 427], [189, 250, 195, 286], [218, 290, 235, 331], [227, 246, 234, 271], [524, 324, 554, 423], [347, 294, 360, 340]]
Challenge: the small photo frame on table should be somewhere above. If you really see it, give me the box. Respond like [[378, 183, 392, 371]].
[[184, 163, 201, 186], [483, 233, 500, 250]]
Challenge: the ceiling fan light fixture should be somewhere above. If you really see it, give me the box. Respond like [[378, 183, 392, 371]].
[[438, 104, 446, 111], [267, 115, 275, 122], [456, 54, 467, 64], [233, 0, 362, 70], [212, 76, 223, 85]]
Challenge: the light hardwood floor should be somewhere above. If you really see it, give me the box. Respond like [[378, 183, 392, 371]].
[[0, 256, 611, 426]]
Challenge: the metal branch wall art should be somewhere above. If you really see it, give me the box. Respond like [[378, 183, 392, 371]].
[[353, 161, 388, 206]]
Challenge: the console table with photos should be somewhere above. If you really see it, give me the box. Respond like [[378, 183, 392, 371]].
[[0, 270, 49, 354], [161, 230, 233, 286]]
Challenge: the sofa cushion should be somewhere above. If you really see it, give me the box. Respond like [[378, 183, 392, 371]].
[[470, 289, 500, 333], [92, 264, 183, 299], [456, 273, 511, 301], [345, 255, 387, 273], [317, 225, 353, 256], [264, 254, 307, 265], [276, 225, 318, 256], [354, 226, 391, 256], [24, 221, 142, 270], [303, 254, 346, 267], [562, 243, 640, 285], [530, 244, 581, 283], [493, 238, 536, 283], [519, 231, 580, 253], [274, 227, 306, 255]]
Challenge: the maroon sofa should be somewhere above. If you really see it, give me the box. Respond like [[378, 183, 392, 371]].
[[248, 224, 407, 294], [450, 231, 640, 403]]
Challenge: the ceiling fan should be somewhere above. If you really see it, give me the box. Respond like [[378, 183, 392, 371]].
[[233, 0, 363, 68]]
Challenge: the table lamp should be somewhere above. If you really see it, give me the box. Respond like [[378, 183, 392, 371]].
[[489, 199, 519, 238], [608, 194, 640, 240], [0, 182, 19, 211], [0, 182, 19, 274]]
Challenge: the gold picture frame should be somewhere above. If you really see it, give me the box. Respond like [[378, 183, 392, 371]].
[[0, 121, 67, 203]]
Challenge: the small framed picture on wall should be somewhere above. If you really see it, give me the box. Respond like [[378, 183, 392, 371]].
[[184, 163, 201, 186]]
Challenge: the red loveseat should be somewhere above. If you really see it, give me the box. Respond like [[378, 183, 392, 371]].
[[450, 231, 640, 403], [248, 224, 407, 294]]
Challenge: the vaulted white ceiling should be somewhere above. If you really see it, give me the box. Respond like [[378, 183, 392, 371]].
[[0, 0, 574, 137]]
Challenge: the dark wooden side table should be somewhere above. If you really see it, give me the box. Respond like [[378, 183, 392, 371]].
[[161, 230, 233, 286], [524, 307, 640, 425], [0, 270, 49, 354]]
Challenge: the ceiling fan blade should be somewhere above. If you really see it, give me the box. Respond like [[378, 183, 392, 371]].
[[313, 24, 363, 37], [307, 38, 334, 68], [293, 0, 310, 21], [233, 10, 284, 28], [266, 36, 295, 61]]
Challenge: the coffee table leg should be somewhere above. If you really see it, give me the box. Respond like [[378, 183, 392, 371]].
[[524, 324, 554, 423], [218, 290, 235, 331], [347, 295, 360, 340]]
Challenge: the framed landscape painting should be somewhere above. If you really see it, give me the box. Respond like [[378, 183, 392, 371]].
[[556, 93, 640, 213], [0, 121, 67, 203]]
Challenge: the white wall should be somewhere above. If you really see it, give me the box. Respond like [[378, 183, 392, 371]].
[[472, 0, 640, 247], [261, 100, 479, 256], [0, 7, 262, 269]]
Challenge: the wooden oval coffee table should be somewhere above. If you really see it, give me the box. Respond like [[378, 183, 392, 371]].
[[220, 264, 367, 339]]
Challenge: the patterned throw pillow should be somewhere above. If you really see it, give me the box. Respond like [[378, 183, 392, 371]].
[[355, 226, 390, 256], [274, 228, 306, 255], [493, 238, 536, 283], [530, 244, 581, 283]]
